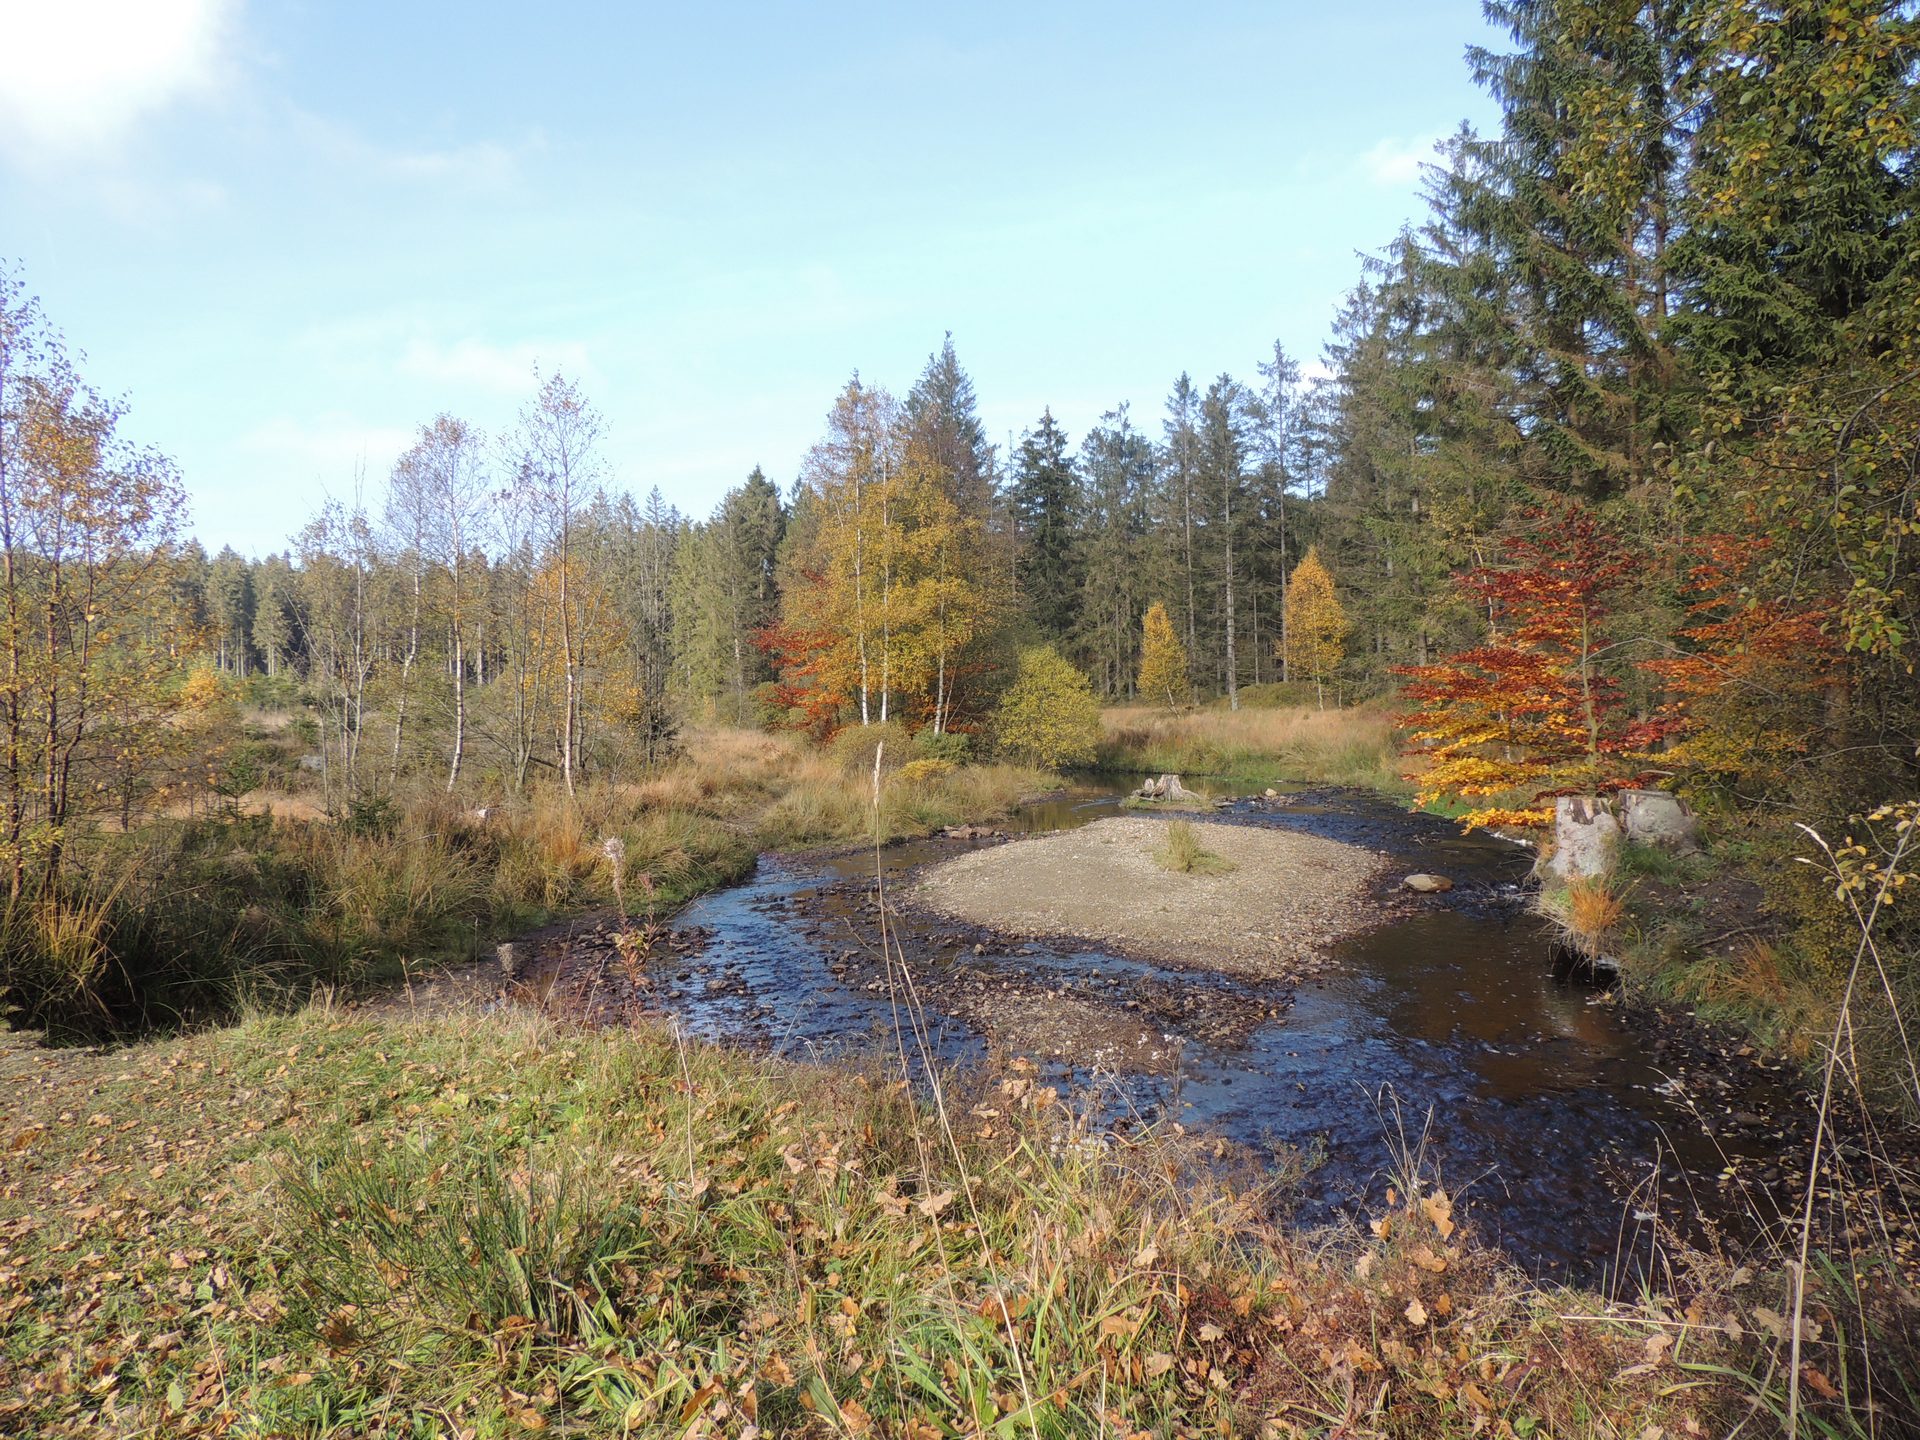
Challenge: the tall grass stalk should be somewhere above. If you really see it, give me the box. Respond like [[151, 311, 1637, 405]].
[[1786, 819, 1920, 1439], [867, 742, 1043, 1439]]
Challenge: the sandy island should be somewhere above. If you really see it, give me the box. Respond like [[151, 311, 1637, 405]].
[[909, 814, 1388, 979]]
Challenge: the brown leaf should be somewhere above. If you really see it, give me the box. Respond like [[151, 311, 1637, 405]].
[[1802, 1366, 1840, 1401], [1421, 1190, 1455, 1240], [1404, 1298, 1428, 1328], [916, 1189, 954, 1219]]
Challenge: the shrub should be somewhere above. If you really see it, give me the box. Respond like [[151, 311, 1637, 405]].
[[827, 719, 913, 776], [995, 647, 1101, 768], [912, 728, 973, 764], [898, 757, 956, 783]]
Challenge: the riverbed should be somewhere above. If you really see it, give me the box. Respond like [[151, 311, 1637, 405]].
[[541, 779, 1816, 1278]]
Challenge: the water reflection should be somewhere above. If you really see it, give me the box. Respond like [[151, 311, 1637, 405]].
[[659, 778, 1788, 1276]]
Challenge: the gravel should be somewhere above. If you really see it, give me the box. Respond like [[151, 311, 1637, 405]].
[[908, 815, 1388, 979]]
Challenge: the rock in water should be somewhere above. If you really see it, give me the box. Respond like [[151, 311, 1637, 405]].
[[1403, 873, 1453, 894], [1545, 795, 1621, 880]]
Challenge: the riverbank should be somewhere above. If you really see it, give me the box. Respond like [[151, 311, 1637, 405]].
[[5, 1000, 1883, 1439], [1098, 701, 1406, 795], [1, 728, 1053, 1042]]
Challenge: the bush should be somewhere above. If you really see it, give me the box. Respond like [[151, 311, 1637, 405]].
[[898, 757, 956, 783], [995, 647, 1102, 769], [827, 719, 913, 776], [913, 728, 973, 764]]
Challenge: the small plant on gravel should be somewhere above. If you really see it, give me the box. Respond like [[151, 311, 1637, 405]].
[[1155, 819, 1237, 876]]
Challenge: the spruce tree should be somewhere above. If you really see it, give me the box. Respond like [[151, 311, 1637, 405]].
[[1010, 408, 1081, 642], [1076, 405, 1156, 696]]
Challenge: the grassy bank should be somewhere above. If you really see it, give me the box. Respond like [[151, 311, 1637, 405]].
[[1098, 703, 1405, 795], [0, 727, 1051, 1041], [6, 1000, 1893, 1439]]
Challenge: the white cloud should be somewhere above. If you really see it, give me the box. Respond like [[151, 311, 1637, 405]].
[[0, 0, 240, 160], [1361, 133, 1441, 187], [399, 336, 595, 396]]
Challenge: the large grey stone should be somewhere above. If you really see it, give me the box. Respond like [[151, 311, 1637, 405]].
[[1619, 788, 1700, 854]]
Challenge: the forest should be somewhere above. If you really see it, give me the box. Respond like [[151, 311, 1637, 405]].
[[3, 1, 1919, 1437]]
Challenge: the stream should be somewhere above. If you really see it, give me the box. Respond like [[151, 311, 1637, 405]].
[[585, 779, 1811, 1279]]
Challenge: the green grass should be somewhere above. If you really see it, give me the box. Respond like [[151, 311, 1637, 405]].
[[1153, 819, 1238, 876], [3, 1002, 1879, 1438]]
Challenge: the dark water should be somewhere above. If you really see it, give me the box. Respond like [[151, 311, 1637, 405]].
[[655, 780, 1795, 1279]]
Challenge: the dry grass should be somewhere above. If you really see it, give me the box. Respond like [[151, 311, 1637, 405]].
[[1154, 817, 1238, 875], [1101, 701, 1404, 792], [1551, 874, 1626, 955], [0, 1000, 1836, 1439]]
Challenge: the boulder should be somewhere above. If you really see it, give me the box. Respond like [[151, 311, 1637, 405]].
[[1263, 788, 1279, 800], [1403, 873, 1453, 894], [1619, 788, 1699, 854], [1544, 795, 1621, 880]]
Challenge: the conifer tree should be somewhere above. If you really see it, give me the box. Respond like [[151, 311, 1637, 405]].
[[1076, 406, 1156, 696], [1010, 409, 1080, 641]]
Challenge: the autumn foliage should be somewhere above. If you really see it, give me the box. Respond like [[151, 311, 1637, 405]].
[[1396, 505, 1656, 828], [1136, 602, 1190, 711], [1644, 532, 1837, 785]]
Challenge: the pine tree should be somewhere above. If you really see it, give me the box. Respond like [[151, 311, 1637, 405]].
[[251, 554, 298, 677], [1254, 342, 1304, 681], [1159, 375, 1203, 667], [1199, 375, 1253, 707], [206, 547, 255, 676], [1282, 546, 1348, 707], [902, 339, 1002, 731], [1136, 602, 1190, 712]]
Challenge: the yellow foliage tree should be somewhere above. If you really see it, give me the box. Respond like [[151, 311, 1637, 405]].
[[1282, 546, 1348, 707], [996, 647, 1101, 768], [1136, 602, 1190, 711]]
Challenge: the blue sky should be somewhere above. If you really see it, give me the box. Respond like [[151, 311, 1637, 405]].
[[1, 1, 1502, 556]]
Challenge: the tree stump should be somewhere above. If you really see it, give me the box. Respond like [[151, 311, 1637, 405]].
[[1544, 796, 1620, 880]]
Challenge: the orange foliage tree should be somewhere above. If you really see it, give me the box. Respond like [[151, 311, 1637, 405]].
[[1644, 532, 1837, 788], [1396, 504, 1658, 828]]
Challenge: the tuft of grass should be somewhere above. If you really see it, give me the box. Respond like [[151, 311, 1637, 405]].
[[1557, 873, 1626, 953], [1154, 818, 1238, 876]]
